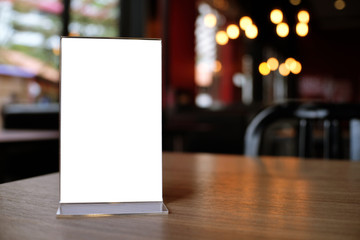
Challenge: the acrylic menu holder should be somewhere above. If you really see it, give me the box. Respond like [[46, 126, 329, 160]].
[[57, 37, 168, 216]]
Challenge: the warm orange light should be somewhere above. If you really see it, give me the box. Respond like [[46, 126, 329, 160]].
[[214, 0, 229, 10], [276, 22, 289, 37], [245, 24, 258, 39], [216, 31, 229, 45], [204, 13, 217, 28], [334, 0, 346, 10], [52, 47, 60, 56], [279, 63, 290, 76], [290, 0, 301, 6], [270, 9, 283, 24], [285, 57, 297, 71], [69, 32, 80, 36], [226, 24, 240, 39], [291, 61, 302, 74], [239, 16, 252, 30], [267, 57, 279, 71], [297, 10, 310, 23], [259, 62, 271, 76], [214, 60, 222, 73], [296, 22, 309, 37]]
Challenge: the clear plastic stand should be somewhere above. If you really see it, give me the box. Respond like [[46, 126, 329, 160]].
[[59, 37, 166, 217], [57, 202, 168, 217]]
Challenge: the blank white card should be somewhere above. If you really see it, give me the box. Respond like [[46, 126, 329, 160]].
[[60, 37, 162, 203]]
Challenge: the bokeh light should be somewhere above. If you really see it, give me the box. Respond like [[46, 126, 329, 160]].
[[233, 73, 247, 87], [290, 0, 301, 6], [195, 63, 213, 87], [279, 63, 290, 76], [204, 13, 217, 28], [276, 22, 289, 37], [214, 0, 229, 11], [270, 9, 283, 24], [334, 0, 346, 10], [226, 24, 240, 39], [245, 24, 258, 39], [296, 22, 309, 37], [52, 47, 60, 56], [259, 62, 271, 76], [69, 32, 80, 36], [291, 61, 302, 74], [267, 57, 279, 71], [297, 10, 310, 23], [195, 93, 213, 108], [214, 60, 222, 73], [216, 31, 229, 45], [285, 57, 297, 71], [239, 16, 252, 30]]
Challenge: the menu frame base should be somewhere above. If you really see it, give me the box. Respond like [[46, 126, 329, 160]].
[[56, 201, 168, 217]]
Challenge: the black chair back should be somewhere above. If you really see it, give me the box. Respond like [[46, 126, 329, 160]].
[[244, 101, 360, 160]]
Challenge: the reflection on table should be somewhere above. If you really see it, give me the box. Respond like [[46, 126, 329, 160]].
[[1, 152, 359, 239]]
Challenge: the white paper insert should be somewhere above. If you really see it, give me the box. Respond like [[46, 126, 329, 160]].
[[60, 38, 162, 203]]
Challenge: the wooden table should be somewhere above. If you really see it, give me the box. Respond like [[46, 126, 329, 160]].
[[1, 153, 360, 240]]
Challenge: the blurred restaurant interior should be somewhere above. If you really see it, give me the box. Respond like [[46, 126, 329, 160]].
[[0, 0, 360, 183]]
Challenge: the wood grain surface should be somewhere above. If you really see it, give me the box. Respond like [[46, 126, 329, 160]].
[[1, 153, 360, 240]]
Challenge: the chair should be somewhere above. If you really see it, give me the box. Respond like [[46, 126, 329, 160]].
[[244, 101, 360, 161]]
